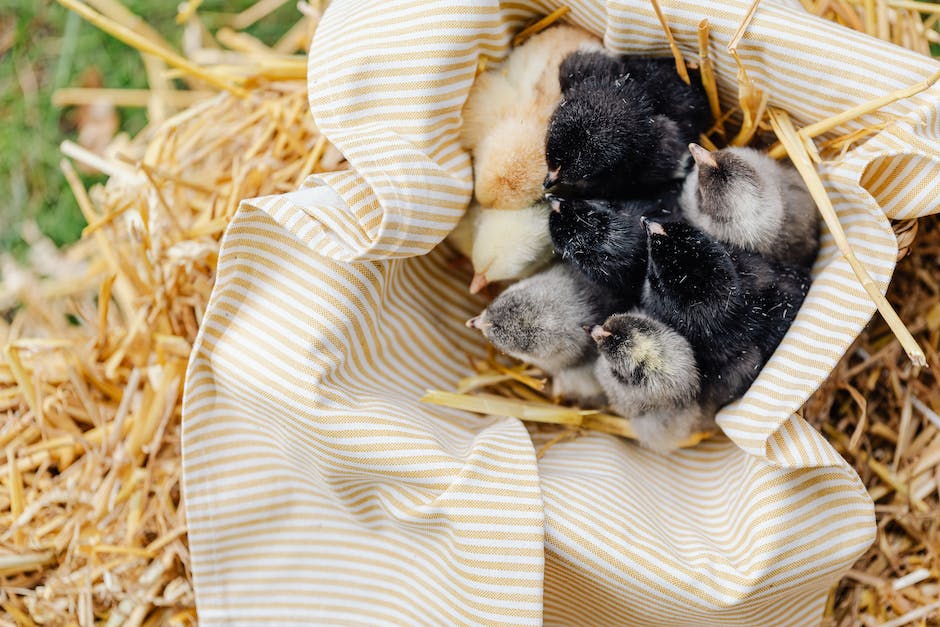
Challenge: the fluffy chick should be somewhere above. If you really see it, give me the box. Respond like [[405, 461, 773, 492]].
[[592, 313, 711, 453], [447, 201, 480, 261], [544, 53, 710, 199], [547, 195, 671, 299], [641, 220, 811, 409], [460, 26, 598, 291], [466, 264, 620, 405], [557, 47, 623, 93], [469, 203, 555, 293], [681, 144, 820, 268], [462, 25, 600, 209]]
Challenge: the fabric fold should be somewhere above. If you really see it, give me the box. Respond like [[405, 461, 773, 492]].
[[183, 198, 546, 625], [181, 0, 940, 622]]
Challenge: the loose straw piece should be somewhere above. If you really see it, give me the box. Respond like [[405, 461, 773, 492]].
[[697, 19, 724, 136], [800, 68, 940, 138], [727, 0, 763, 54], [60, 140, 134, 180], [512, 6, 570, 47], [295, 134, 328, 187], [769, 108, 926, 367], [648, 0, 691, 84], [421, 390, 712, 447], [216, 27, 274, 54], [830, 0, 866, 31], [175, 0, 202, 24], [768, 69, 940, 158], [0, 552, 54, 577], [726, 0, 773, 146], [421, 390, 584, 426], [85, 0, 177, 54], [230, 0, 291, 30], [53, 88, 215, 108], [863, 0, 877, 34], [846, 0, 940, 12], [878, 600, 940, 627], [56, 0, 248, 97]]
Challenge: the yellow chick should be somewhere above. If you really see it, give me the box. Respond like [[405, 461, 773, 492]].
[[456, 24, 601, 293], [468, 204, 554, 293]]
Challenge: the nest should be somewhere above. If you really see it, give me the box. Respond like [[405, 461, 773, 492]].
[[0, 0, 936, 624]]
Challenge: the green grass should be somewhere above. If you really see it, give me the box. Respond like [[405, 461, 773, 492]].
[[0, 0, 299, 259]]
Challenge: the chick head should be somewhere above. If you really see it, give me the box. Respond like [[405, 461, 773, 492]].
[[467, 275, 590, 366], [592, 313, 699, 404], [544, 80, 655, 195], [469, 205, 554, 293], [689, 144, 762, 220]]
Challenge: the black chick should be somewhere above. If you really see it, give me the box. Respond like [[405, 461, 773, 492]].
[[557, 48, 625, 94], [641, 220, 811, 409], [547, 195, 671, 302], [545, 52, 711, 199]]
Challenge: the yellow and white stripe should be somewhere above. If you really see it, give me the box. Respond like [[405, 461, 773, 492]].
[[183, 0, 939, 623]]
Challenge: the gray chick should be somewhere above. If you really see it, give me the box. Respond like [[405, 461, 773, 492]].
[[466, 264, 620, 407], [591, 313, 713, 453], [680, 144, 820, 269]]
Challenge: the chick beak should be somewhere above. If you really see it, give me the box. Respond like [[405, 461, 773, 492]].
[[590, 325, 612, 343], [640, 216, 666, 237], [688, 143, 718, 169], [543, 168, 561, 191], [547, 195, 562, 213], [466, 315, 483, 330], [469, 272, 488, 294]]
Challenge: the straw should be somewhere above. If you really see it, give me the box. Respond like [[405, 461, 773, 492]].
[[767, 69, 940, 158], [697, 19, 724, 136], [53, 88, 215, 108], [5, 2, 939, 624], [512, 6, 571, 46], [56, 0, 249, 97], [649, 0, 692, 84], [768, 108, 926, 367], [0, 5, 343, 619]]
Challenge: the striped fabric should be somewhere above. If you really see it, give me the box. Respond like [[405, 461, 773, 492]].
[[182, 0, 940, 624]]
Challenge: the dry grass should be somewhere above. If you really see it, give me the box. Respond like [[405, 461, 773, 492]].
[[806, 214, 940, 626], [0, 0, 937, 624]]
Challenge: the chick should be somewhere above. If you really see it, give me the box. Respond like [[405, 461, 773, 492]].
[[466, 264, 620, 405], [680, 144, 820, 268], [544, 53, 710, 199], [591, 313, 712, 453], [557, 47, 623, 94], [460, 26, 599, 291], [469, 203, 555, 293], [447, 201, 480, 261], [641, 220, 811, 409], [462, 25, 600, 209], [547, 195, 671, 299]]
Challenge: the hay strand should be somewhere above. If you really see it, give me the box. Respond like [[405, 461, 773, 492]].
[[53, 88, 215, 108], [230, 0, 292, 30], [512, 6, 571, 46], [56, 0, 249, 97], [648, 0, 692, 84], [420, 390, 713, 446], [698, 19, 724, 136], [768, 108, 926, 367], [768, 69, 940, 158]]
